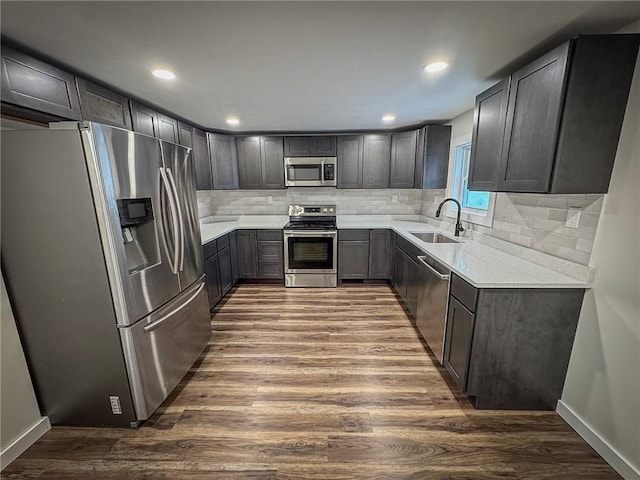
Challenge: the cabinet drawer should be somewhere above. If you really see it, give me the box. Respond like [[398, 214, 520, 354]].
[[339, 229, 369, 241], [257, 230, 282, 241], [259, 261, 284, 279], [258, 241, 283, 260], [450, 274, 478, 312], [202, 239, 217, 260], [216, 234, 230, 250]]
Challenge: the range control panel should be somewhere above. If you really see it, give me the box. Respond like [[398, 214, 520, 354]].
[[288, 204, 336, 217]]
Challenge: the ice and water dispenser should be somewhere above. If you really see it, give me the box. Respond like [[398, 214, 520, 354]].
[[117, 198, 158, 273]]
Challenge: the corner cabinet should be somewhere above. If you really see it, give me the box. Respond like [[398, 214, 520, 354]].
[[414, 125, 451, 189], [236, 136, 284, 189], [469, 34, 640, 194], [444, 274, 586, 410]]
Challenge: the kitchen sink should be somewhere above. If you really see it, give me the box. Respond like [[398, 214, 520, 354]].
[[409, 232, 459, 244]]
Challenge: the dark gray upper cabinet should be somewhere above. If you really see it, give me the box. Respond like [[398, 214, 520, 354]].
[[468, 81, 509, 191], [193, 128, 213, 191], [76, 78, 132, 129], [236, 136, 263, 189], [209, 133, 239, 190], [420, 125, 452, 189], [236, 136, 284, 189], [1, 46, 82, 120], [177, 122, 194, 148], [368, 229, 391, 279], [130, 101, 159, 137], [390, 131, 416, 189], [158, 114, 179, 143], [363, 134, 391, 189], [260, 136, 285, 189], [337, 135, 364, 188], [469, 34, 640, 194], [284, 136, 337, 156]]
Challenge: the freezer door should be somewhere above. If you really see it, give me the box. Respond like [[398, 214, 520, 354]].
[[120, 277, 211, 420], [161, 141, 204, 290], [88, 124, 181, 324]]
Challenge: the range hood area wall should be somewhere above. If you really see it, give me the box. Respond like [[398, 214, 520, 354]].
[[197, 188, 423, 217]]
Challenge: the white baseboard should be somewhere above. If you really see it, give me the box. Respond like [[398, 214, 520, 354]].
[[557, 400, 639, 480], [0, 416, 50, 471]]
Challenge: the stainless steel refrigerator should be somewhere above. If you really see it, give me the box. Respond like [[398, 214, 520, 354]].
[[1, 122, 210, 426]]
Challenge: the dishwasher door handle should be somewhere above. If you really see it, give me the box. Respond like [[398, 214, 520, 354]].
[[417, 256, 450, 280]]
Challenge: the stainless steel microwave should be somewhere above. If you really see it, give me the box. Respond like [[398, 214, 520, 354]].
[[284, 157, 337, 187]]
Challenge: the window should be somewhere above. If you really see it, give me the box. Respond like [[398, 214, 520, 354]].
[[445, 136, 495, 227]]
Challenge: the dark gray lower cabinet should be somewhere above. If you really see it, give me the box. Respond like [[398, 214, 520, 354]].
[[338, 230, 370, 280], [368, 230, 391, 279], [444, 273, 586, 410], [237, 230, 283, 280], [443, 296, 475, 391], [237, 230, 258, 277], [204, 253, 222, 310], [218, 246, 233, 295], [229, 231, 240, 284]]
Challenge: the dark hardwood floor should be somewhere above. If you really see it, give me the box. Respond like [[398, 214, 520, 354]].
[[3, 284, 620, 479]]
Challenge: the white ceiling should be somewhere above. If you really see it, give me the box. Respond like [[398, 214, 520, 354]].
[[2, 1, 639, 131]]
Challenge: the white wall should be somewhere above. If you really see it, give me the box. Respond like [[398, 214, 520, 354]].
[[559, 22, 640, 479], [1, 275, 48, 468]]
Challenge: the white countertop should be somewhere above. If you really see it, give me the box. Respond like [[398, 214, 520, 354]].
[[199, 214, 591, 289]]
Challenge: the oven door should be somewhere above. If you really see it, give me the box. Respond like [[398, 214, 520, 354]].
[[285, 158, 331, 187], [284, 230, 337, 274]]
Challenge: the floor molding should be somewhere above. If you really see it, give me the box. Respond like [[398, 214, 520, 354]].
[[0, 417, 50, 471], [557, 400, 639, 480]]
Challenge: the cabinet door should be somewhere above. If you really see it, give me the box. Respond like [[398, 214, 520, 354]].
[[363, 134, 391, 189], [468, 80, 510, 191], [423, 125, 452, 190], [229, 231, 240, 284], [393, 246, 408, 299], [236, 137, 263, 189], [444, 296, 475, 392], [237, 230, 258, 278], [193, 128, 213, 190], [338, 241, 370, 280], [1, 46, 82, 120], [405, 257, 420, 316], [158, 114, 179, 143], [498, 42, 570, 192], [389, 131, 416, 188], [204, 254, 222, 310], [218, 246, 233, 296], [76, 78, 132, 129], [310, 136, 337, 156], [260, 136, 285, 189], [337, 135, 363, 188], [209, 133, 239, 190], [177, 122, 194, 148], [414, 127, 426, 188], [130, 101, 159, 137], [284, 136, 310, 156], [368, 229, 391, 279]]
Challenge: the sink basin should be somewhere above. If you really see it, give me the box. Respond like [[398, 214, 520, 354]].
[[410, 232, 459, 244]]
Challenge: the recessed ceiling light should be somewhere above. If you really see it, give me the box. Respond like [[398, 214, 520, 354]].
[[151, 69, 176, 80], [423, 61, 449, 73], [226, 117, 240, 126], [382, 114, 396, 123]]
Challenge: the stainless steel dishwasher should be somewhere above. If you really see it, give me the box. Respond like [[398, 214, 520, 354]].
[[415, 253, 451, 364]]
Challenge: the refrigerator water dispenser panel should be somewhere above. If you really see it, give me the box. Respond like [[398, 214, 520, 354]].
[[117, 198, 154, 227], [118, 198, 160, 273]]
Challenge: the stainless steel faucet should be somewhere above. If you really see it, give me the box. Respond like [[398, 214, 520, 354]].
[[435, 198, 465, 237]]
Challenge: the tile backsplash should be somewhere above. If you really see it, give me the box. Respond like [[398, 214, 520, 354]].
[[197, 188, 422, 216], [198, 187, 603, 266], [421, 189, 603, 265]]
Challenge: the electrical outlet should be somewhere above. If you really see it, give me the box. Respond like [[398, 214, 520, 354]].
[[109, 396, 122, 415], [565, 207, 581, 228], [392, 194, 398, 203], [267, 196, 273, 205]]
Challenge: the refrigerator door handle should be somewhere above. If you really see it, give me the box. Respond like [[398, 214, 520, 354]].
[[143, 281, 205, 333], [159, 167, 180, 274], [165, 168, 185, 272]]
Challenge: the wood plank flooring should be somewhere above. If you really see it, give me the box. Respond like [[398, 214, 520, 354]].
[[4, 284, 620, 479]]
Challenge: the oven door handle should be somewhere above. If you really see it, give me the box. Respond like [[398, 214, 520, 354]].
[[284, 230, 336, 237]]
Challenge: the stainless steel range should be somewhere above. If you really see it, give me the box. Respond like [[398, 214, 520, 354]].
[[284, 205, 337, 287]]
